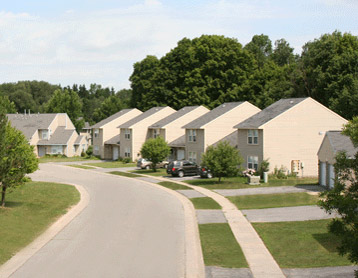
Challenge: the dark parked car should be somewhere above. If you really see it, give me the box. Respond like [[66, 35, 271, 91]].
[[198, 166, 213, 178], [167, 160, 199, 177]]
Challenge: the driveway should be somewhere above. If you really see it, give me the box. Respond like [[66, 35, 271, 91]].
[[10, 163, 186, 278]]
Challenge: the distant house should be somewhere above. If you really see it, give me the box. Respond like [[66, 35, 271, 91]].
[[90, 108, 142, 160], [7, 113, 87, 157], [183, 102, 261, 165], [118, 106, 176, 161], [148, 106, 209, 161], [317, 131, 357, 188], [235, 97, 347, 177]]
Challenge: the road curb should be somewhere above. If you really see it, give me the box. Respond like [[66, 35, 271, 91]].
[[0, 182, 89, 278]]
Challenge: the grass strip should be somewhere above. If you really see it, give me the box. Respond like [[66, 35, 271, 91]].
[[67, 164, 96, 169], [130, 168, 167, 176], [185, 176, 318, 190], [199, 223, 248, 268], [109, 171, 142, 178], [191, 197, 221, 210], [0, 182, 80, 265], [253, 220, 352, 268], [157, 181, 190, 190], [228, 192, 319, 210], [85, 162, 136, 168], [39, 156, 99, 163]]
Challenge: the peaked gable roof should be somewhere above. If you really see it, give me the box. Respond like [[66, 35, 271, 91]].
[[91, 108, 139, 128], [119, 107, 172, 129], [325, 131, 357, 158], [234, 98, 307, 129], [149, 106, 201, 128], [183, 102, 245, 129], [7, 113, 58, 139]]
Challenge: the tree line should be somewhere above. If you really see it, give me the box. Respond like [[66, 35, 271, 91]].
[[0, 30, 357, 130]]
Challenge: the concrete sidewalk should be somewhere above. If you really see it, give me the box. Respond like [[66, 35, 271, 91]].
[[150, 175, 286, 278]]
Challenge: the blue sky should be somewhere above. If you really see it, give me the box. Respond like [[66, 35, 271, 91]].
[[1, 0, 357, 90]]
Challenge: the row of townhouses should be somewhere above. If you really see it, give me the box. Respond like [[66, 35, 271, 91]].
[[89, 97, 348, 179]]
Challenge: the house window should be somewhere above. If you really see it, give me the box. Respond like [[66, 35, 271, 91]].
[[124, 129, 131, 140], [82, 144, 85, 152], [248, 130, 258, 145], [94, 146, 99, 155], [124, 148, 131, 158], [42, 130, 49, 140], [153, 129, 160, 139], [188, 129, 197, 142], [94, 129, 99, 138], [51, 145, 63, 154], [188, 151, 197, 163], [248, 156, 259, 171]]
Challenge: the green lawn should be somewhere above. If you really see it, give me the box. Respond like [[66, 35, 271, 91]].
[[0, 182, 80, 265], [228, 193, 319, 210], [157, 181, 191, 190], [109, 171, 142, 178], [253, 220, 352, 268], [130, 168, 167, 176], [191, 197, 221, 209], [67, 164, 96, 169], [85, 161, 136, 168], [199, 223, 248, 268], [185, 176, 318, 190], [39, 156, 99, 163]]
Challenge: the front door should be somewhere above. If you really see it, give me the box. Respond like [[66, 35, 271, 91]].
[[177, 149, 185, 160], [38, 146, 46, 157], [319, 162, 326, 187], [113, 146, 119, 161]]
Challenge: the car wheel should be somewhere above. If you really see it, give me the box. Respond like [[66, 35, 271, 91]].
[[207, 173, 213, 179], [178, 171, 184, 178], [145, 165, 150, 170]]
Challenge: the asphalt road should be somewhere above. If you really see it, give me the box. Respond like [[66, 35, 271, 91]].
[[11, 163, 185, 278]]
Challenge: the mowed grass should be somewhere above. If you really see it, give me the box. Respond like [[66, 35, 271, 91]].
[[186, 176, 318, 190], [39, 156, 99, 163], [190, 197, 221, 209], [157, 181, 191, 190], [253, 220, 353, 268], [109, 171, 142, 178], [228, 192, 319, 210], [130, 168, 167, 176], [68, 164, 96, 169], [0, 182, 80, 265], [85, 161, 136, 168], [199, 223, 248, 268]]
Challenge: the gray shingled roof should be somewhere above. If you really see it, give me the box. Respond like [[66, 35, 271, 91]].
[[74, 135, 84, 145], [326, 131, 358, 158], [168, 135, 186, 147], [91, 109, 137, 128], [7, 113, 57, 139], [37, 127, 76, 145], [183, 102, 244, 129], [119, 107, 171, 128], [234, 98, 307, 129], [149, 106, 200, 128], [104, 134, 121, 145]]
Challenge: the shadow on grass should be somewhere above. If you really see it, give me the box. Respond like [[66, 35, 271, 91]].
[[313, 232, 341, 253], [1, 201, 23, 208], [295, 184, 325, 192]]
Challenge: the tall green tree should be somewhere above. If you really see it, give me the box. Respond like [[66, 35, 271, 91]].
[[45, 89, 84, 130], [0, 111, 38, 207], [201, 141, 243, 182], [320, 118, 358, 277], [140, 137, 170, 172], [92, 95, 124, 123], [299, 31, 358, 119], [0, 95, 16, 113], [244, 34, 273, 67]]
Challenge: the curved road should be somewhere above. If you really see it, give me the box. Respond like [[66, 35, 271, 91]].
[[11, 163, 186, 278]]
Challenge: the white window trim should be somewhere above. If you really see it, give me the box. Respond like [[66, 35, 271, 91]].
[[248, 129, 258, 145], [94, 129, 99, 138], [188, 129, 197, 142], [124, 147, 131, 158], [247, 155, 259, 171], [42, 129, 49, 140], [188, 151, 197, 163], [124, 129, 131, 140]]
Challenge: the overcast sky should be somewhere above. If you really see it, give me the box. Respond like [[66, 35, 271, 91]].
[[1, 0, 357, 90]]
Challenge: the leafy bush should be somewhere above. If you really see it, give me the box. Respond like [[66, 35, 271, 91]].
[[86, 145, 93, 156], [122, 157, 131, 164], [259, 159, 270, 177], [271, 166, 288, 179]]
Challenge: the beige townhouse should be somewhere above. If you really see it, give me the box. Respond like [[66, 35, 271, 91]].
[[90, 108, 142, 159], [118, 106, 176, 161], [235, 97, 347, 177], [148, 106, 210, 160], [183, 102, 261, 165], [317, 131, 357, 188], [7, 113, 87, 157]]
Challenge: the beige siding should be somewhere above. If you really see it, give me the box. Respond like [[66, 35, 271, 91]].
[[66, 131, 78, 157], [92, 128, 105, 158], [263, 98, 346, 176], [317, 135, 336, 165], [237, 129, 264, 169], [185, 129, 205, 164], [119, 128, 133, 159]]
